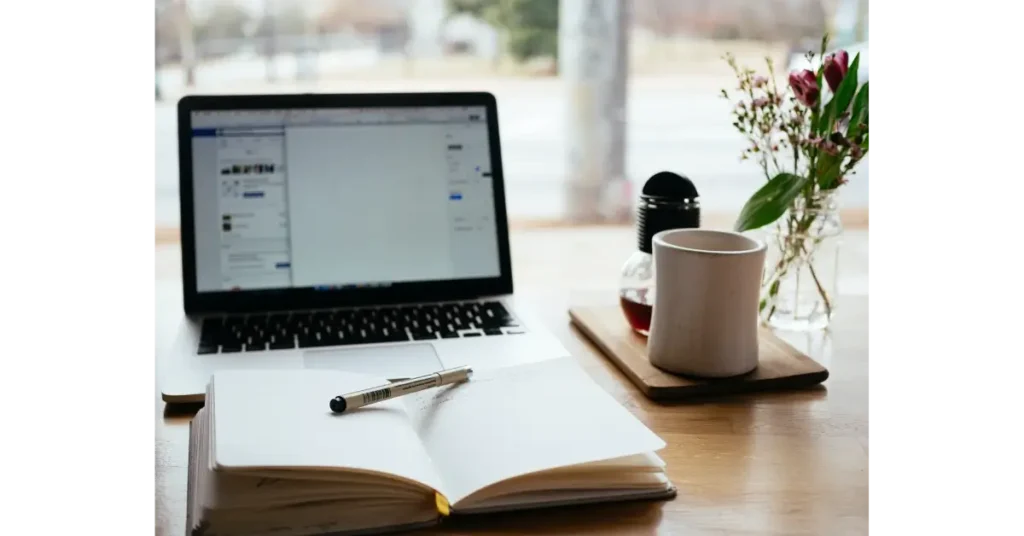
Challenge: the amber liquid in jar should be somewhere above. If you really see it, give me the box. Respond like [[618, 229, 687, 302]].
[[619, 288, 653, 336]]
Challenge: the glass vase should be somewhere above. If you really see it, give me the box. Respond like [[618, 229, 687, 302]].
[[759, 191, 842, 331]]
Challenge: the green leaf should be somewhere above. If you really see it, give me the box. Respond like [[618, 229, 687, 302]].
[[816, 151, 845, 189], [734, 173, 810, 232], [816, 98, 834, 135], [848, 81, 869, 137], [830, 55, 860, 112], [815, 69, 825, 119]]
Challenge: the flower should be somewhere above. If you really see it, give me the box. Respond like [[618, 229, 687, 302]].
[[722, 37, 869, 321], [788, 70, 819, 107], [823, 50, 849, 92]]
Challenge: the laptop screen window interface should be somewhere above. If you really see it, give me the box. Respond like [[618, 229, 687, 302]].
[[189, 106, 501, 294]]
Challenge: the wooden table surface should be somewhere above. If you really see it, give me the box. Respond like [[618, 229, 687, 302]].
[[155, 226, 868, 536]]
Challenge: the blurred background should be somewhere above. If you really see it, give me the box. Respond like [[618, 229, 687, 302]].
[[155, 0, 868, 232]]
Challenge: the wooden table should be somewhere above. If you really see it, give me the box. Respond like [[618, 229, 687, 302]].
[[155, 227, 868, 536]]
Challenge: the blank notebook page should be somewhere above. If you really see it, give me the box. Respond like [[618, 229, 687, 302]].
[[210, 369, 446, 492], [404, 358, 667, 504]]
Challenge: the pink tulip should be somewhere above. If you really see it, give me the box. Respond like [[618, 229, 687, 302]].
[[823, 50, 850, 92], [788, 70, 819, 107]]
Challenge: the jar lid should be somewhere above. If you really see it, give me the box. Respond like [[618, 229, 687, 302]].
[[637, 171, 700, 253]]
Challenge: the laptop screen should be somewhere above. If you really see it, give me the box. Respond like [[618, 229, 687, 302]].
[[189, 106, 502, 294]]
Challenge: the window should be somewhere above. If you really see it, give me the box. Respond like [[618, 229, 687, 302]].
[[156, 0, 868, 231]]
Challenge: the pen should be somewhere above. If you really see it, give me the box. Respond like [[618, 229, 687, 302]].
[[329, 366, 473, 414]]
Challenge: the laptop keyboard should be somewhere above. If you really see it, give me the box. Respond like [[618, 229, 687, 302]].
[[197, 300, 522, 354]]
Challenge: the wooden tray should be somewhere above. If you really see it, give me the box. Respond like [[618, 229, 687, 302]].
[[569, 304, 829, 400]]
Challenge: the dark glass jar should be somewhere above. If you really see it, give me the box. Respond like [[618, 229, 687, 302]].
[[619, 172, 700, 335]]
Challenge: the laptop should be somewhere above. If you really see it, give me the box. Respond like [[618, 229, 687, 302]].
[[159, 92, 571, 404]]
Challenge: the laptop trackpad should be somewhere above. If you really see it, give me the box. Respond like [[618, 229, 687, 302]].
[[302, 344, 443, 380]]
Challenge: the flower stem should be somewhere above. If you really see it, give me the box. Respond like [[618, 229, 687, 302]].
[[802, 239, 833, 318], [760, 195, 835, 326]]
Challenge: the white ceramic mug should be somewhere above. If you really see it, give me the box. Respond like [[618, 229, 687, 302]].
[[647, 229, 767, 378]]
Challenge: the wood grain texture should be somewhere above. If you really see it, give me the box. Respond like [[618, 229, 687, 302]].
[[155, 228, 869, 536], [569, 305, 829, 400]]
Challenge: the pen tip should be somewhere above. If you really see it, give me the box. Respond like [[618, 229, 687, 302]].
[[329, 396, 347, 413]]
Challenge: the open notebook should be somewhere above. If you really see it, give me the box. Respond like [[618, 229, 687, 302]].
[[186, 358, 675, 536]]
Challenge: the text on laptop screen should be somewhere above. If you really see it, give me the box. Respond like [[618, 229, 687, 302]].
[[190, 106, 501, 292]]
